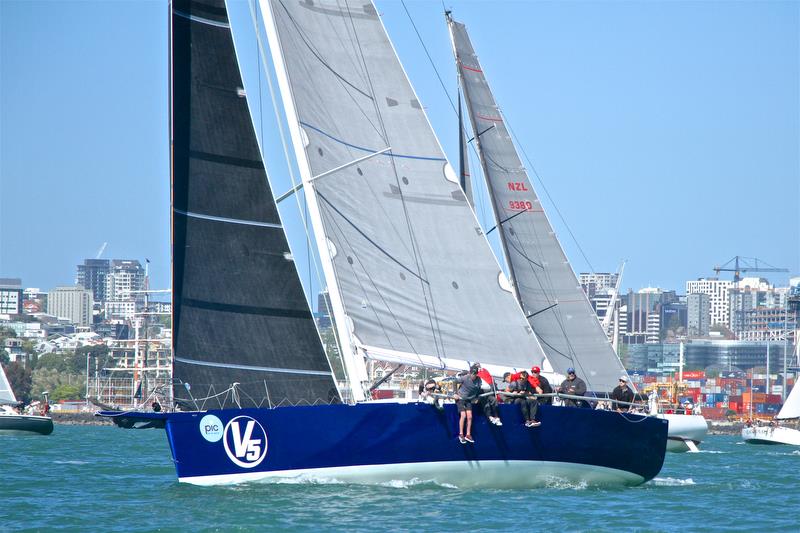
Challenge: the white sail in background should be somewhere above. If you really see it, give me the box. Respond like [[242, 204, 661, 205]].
[[261, 0, 545, 378], [448, 14, 627, 391], [776, 381, 800, 420], [0, 364, 18, 405]]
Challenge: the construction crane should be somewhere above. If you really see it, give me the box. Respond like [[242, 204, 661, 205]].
[[95, 242, 108, 260], [713, 255, 788, 283]]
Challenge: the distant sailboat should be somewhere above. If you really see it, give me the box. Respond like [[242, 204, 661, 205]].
[[742, 365, 800, 445], [0, 364, 53, 435], [446, 12, 707, 451], [98, 0, 668, 487]]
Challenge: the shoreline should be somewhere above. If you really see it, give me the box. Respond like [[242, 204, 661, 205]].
[[52, 412, 113, 426]]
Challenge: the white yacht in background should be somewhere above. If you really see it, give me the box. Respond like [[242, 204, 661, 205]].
[[742, 378, 800, 446], [0, 365, 53, 435]]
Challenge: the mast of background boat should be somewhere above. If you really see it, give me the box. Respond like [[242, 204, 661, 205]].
[[445, 11, 519, 300], [259, 0, 368, 402], [679, 341, 684, 383]]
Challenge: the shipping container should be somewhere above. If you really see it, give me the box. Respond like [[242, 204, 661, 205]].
[[683, 370, 706, 380]]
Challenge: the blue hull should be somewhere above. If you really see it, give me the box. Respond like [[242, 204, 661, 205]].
[[100, 402, 667, 487]]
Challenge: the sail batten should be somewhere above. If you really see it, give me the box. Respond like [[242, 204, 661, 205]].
[[262, 0, 546, 379], [170, 0, 340, 408], [449, 14, 627, 391]]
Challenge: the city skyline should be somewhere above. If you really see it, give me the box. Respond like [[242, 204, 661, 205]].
[[2, 0, 797, 298]]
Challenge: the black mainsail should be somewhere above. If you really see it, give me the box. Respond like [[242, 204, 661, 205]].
[[448, 13, 628, 391], [170, 0, 340, 408]]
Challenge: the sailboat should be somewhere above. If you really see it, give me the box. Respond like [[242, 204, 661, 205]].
[[98, 0, 668, 487], [446, 13, 707, 451], [742, 377, 800, 446], [0, 364, 54, 435]]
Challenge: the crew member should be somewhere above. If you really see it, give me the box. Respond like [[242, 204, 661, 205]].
[[530, 366, 552, 405], [558, 367, 587, 407], [508, 370, 541, 427], [477, 367, 502, 426], [455, 364, 483, 444], [610, 376, 634, 412]]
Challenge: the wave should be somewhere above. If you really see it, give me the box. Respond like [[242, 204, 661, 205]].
[[696, 450, 729, 454], [651, 477, 696, 486], [248, 475, 459, 489], [53, 460, 89, 465]]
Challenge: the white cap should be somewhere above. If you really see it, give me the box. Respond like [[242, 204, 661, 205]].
[[619, 376, 628, 382]]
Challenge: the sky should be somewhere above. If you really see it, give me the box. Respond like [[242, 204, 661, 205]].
[[1, 0, 798, 309]]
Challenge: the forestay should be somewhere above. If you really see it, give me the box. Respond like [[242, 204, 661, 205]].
[[448, 14, 627, 391], [263, 0, 544, 372], [170, 0, 340, 409]]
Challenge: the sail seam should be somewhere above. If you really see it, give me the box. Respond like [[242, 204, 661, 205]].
[[174, 209, 282, 229], [174, 10, 230, 28], [189, 149, 262, 169], [174, 357, 333, 376], [299, 121, 446, 162], [182, 297, 312, 319]]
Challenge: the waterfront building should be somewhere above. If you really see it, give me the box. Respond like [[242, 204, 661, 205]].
[[687, 293, 711, 337], [0, 278, 23, 315], [77, 259, 111, 302], [686, 278, 732, 327], [628, 339, 793, 374], [317, 290, 332, 329], [104, 260, 145, 320], [104, 299, 137, 320], [105, 260, 145, 301], [579, 272, 618, 297], [738, 307, 798, 342], [47, 285, 94, 326], [3, 338, 29, 364], [621, 288, 678, 345]]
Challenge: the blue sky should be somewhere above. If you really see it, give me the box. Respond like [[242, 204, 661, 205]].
[[1, 0, 798, 307]]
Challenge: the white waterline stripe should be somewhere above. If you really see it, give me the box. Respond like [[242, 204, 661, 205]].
[[174, 357, 333, 377], [173, 209, 282, 229], [177, 460, 645, 488]]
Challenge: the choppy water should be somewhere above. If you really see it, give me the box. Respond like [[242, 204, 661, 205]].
[[2, 426, 798, 532]]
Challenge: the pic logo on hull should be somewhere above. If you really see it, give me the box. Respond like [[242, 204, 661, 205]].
[[223, 416, 268, 469]]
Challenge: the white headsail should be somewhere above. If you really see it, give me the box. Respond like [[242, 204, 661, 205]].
[[261, 0, 546, 397]]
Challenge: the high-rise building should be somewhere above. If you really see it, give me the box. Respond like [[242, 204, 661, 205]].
[[0, 278, 23, 315], [76, 259, 111, 302], [47, 286, 94, 326], [317, 290, 332, 329], [687, 293, 711, 337], [579, 272, 619, 298], [105, 260, 145, 301], [686, 278, 732, 327]]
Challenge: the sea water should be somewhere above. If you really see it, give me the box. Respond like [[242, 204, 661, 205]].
[[2, 425, 797, 532]]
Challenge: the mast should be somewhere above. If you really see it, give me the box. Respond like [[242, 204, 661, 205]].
[[260, 0, 368, 401]]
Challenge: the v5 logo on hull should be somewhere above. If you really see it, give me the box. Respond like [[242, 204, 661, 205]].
[[222, 416, 268, 468]]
